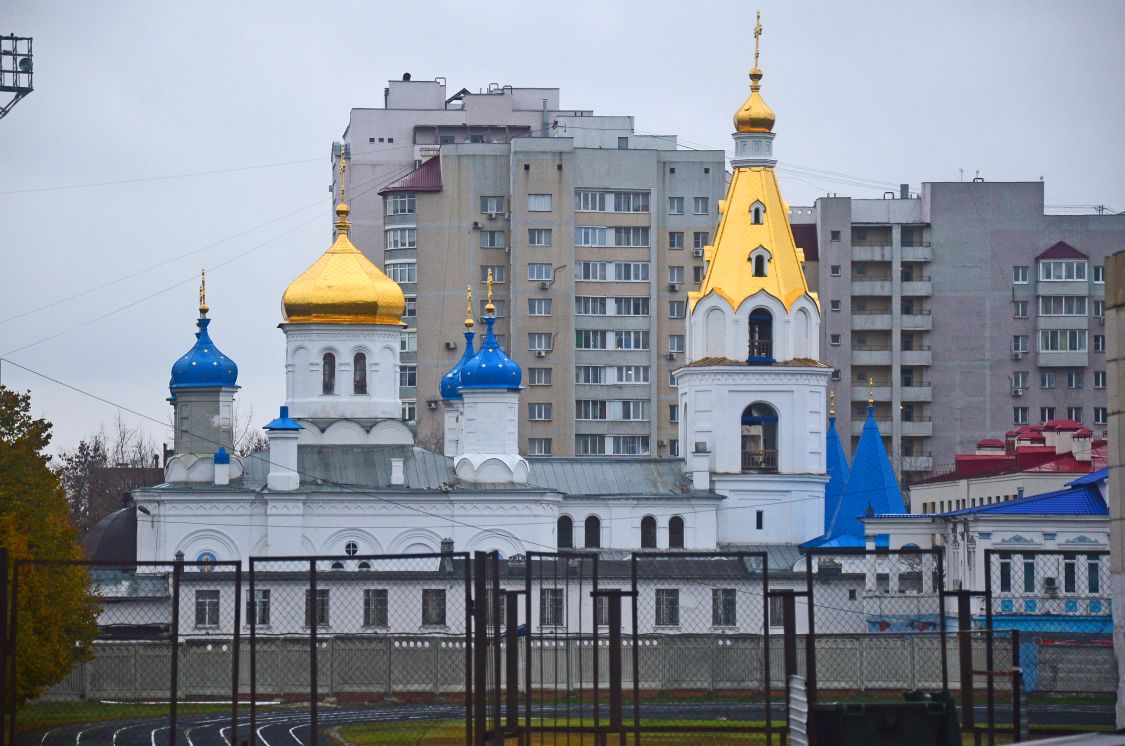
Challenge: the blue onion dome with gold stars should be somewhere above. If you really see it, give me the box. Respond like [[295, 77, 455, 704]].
[[459, 280, 522, 390], [169, 273, 238, 393]]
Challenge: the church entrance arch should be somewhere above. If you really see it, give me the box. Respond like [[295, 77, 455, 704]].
[[741, 402, 778, 472]]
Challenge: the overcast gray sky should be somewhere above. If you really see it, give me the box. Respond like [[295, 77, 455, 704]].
[[2, 1, 1123, 455]]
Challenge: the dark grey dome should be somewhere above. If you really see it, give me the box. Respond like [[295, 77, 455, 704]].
[[83, 508, 137, 564]]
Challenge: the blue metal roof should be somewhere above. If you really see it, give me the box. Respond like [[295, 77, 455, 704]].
[[822, 414, 851, 535], [1066, 467, 1108, 487], [875, 470, 1108, 520], [263, 405, 303, 431]]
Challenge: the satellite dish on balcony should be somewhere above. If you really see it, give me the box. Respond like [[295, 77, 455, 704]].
[[18, 58, 32, 73]]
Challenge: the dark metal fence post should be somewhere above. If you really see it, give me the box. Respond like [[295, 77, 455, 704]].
[[249, 557, 257, 745], [503, 590, 522, 738], [804, 553, 817, 707], [761, 561, 773, 745], [0, 547, 7, 745], [937, 550, 949, 691], [464, 555, 474, 746], [170, 559, 182, 746], [472, 552, 486, 746], [489, 553, 502, 746], [308, 558, 318, 746], [606, 592, 623, 742], [1011, 628, 1022, 743], [5, 563, 16, 746], [956, 589, 975, 733], [231, 563, 242, 744]]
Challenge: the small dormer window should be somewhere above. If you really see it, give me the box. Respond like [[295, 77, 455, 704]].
[[750, 200, 766, 225], [749, 246, 771, 278], [753, 255, 767, 277]]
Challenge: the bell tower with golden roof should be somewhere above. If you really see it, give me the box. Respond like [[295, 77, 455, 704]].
[[278, 144, 413, 445], [675, 14, 831, 547]]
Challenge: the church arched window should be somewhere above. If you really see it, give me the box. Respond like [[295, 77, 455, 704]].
[[353, 352, 368, 395], [668, 516, 685, 549], [753, 254, 767, 277], [322, 352, 336, 394], [741, 402, 779, 473], [557, 516, 573, 549], [640, 516, 657, 548], [584, 515, 601, 549], [750, 200, 766, 225]]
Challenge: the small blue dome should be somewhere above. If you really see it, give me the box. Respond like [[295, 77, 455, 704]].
[[459, 316, 522, 390], [440, 329, 476, 400], [169, 316, 238, 392]]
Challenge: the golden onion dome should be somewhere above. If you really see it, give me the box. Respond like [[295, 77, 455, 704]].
[[281, 203, 406, 325], [733, 67, 775, 134]]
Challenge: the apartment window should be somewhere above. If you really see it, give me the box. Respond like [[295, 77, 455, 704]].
[[575, 330, 607, 349], [830, 300, 841, 312], [830, 265, 842, 277], [1013, 300, 1029, 318], [540, 589, 564, 626], [617, 400, 649, 421], [195, 590, 220, 627], [1094, 335, 1105, 352], [385, 193, 416, 215], [668, 300, 686, 318], [575, 434, 606, 455], [612, 226, 650, 247], [1013, 266, 1029, 284], [830, 230, 841, 241], [480, 230, 505, 249], [614, 262, 650, 281], [712, 589, 736, 627], [576, 226, 609, 247], [693, 231, 709, 250], [668, 266, 685, 284], [692, 266, 705, 284], [403, 295, 417, 319], [1093, 265, 1104, 283], [528, 367, 552, 386], [363, 589, 389, 627], [528, 228, 552, 246], [617, 136, 629, 150], [577, 366, 606, 384], [611, 435, 650, 455], [1040, 406, 1056, 422], [528, 263, 552, 281], [614, 297, 650, 316], [668, 439, 680, 456], [1038, 329, 1087, 352], [1039, 296, 1087, 316], [1013, 407, 1029, 425], [1039, 260, 1087, 281], [528, 403, 553, 421], [399, 365, 417, 388], [669, 404, 679, 423], [575, 190, 607, 212], [1012, 371, 1028, 390], [422, 589, 446, 626], [831, 369, 842, 381], [613, 191, 650, 212], [830, 334, 842, 346], [1094, 407, 1107, 425], [1093, 300, 1105, 318], [615, 365, 649, 383], [999, 554, 1012, 592], [385, 228, 416, 249], [1012, 335, 1029, 353], [1093, 371, 1106, 389], [1067, 406, 1082, 422], [480, 196, 505, 214], [668, 231, 684, 250], [401, 400, 416, 422], [304, 589, 330, 627], [526, 298, 554, 318], [470, 134, 483, 143], [480, 265, 506, 283], [576, 400, 607, 420], [614, 330, 650, 349], [528, 333, 554, 352], [400, 331, 417, 353], [1040, 371, 1056, 389], [668, 196, 684, 215], [479, 299, 507, 318], [528, 438, 553, 455], [655, 589, 680, 626], [386, 262, 417, 284], [246, 589, 270, 626], [528, 194, 553, 212], [577, 261, 608, 281], [1023, 558, 1035, 593], [692, 197, 709, 215], [575, 296, 607, 316], [668, 335, 685, 353], [1067, 371, 1083, 389]]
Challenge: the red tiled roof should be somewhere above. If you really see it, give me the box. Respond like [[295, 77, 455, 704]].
[[914, 442, 1107, 485], [379, 157, 442, 194], [977, 438, 1004, 448], [791, 224, 819, 262], [1036, 241, 1087, 260], [1043, 419, 1082, 431]]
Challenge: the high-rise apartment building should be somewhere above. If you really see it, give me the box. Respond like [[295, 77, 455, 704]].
[[793, 181, 1125, 483]]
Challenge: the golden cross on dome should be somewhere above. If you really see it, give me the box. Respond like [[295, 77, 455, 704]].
[[198, 269, 209, 317], [338, 148, 348, 202], [753, 10, 763, 69], [485, 270, 495, 314], [465, 285, 474, 329], [868, 377, 875, 406], [829, 389, 836, 418]]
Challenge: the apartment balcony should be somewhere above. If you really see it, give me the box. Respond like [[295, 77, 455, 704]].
[[852, 245, 893, 262], [852, 418, 891, 436], [901, 313, 933, 331], [851, 280, 893, 296], [900, 419, 933, 437], [851, 313, 892, 331], [901, 455, 934, 473], [900, 280, 932, 297], [852, 384, 892, 401], [1037, 350, 1089, 368], [901, 245, 933, 262], [852, 347, 892, 365], [900, 348, 932, 366], [901, 384, 933, 402], [741, 449, 778, 474]]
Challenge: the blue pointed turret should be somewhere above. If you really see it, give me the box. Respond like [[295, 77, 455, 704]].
[[169, 277, 238, 394], [460, 315, 522, 390], [441, 328, 476, 400], [822, 404, 851, 535]]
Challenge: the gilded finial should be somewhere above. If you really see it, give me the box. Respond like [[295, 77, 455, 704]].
[[465, 285, 475, 329], [829, 390, 836, 418], [339, 148, 347, 203], [485, 270, 496, 315], [198, 269, 209, 317], [753, 10, 763, 70], [334, 146, 351, 235], [868, 377, 875, 406]]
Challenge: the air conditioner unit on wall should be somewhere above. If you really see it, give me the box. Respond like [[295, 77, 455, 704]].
[[692, 248, 704, 258], [668, 282, 680, 292], [535, 350, 547, 358], [1011, 388, 1024, 397], [1011, 351, 1024, 360], [445, 341, 457, 350]]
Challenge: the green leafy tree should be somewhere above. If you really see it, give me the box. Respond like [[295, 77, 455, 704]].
[[0, 386, 98, 704]]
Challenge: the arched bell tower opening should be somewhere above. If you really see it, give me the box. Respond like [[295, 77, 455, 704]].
[[747, 309, 774, 363], [741, 402, 778, 473]]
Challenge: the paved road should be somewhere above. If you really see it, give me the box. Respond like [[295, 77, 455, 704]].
[[21, 701, 1115, 745]]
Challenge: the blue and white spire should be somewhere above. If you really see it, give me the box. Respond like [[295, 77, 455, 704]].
[[822, 391, 851, 535], [441, 290, 478, 400]]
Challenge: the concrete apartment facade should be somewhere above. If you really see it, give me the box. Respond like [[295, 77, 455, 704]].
[[794, 180, 1125, 483]]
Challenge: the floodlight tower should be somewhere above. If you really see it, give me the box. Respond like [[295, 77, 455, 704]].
[[0, 34, 33, 121]]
